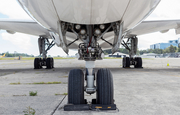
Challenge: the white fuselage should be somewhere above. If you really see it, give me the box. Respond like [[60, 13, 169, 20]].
[[18, 0, 160, 32], [18, 0, 161, 49]]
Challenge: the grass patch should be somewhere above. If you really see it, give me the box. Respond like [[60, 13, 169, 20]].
[[29, 91, 37, 96], [23, 106, 36, 115], [9, 82, 21, 85], [142, 58, 155, 60], [0, 58, 15, 60], [104, 57, 122, 59], [55, 93, 68, 96], [13, 94, 26, 97], [53, 57, 75, 59], [9, 81, 62, 85], [63, 93, 68, 95], [22, 57, 35, 60], [31, 81, 62, 84]]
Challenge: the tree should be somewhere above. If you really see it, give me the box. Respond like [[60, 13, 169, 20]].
[[169, 45, 177, 53]]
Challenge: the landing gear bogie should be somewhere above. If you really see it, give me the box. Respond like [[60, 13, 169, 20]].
[[34, 37, 55, 69], [122, 57, 143, 68], [34, 57, 54, 69]]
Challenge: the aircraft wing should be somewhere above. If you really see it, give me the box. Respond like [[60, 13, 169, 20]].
[[0, 20, 50, 37], [126, 20, 180, 37]]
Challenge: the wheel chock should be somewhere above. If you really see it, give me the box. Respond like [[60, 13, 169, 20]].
[[64, 104, 89, 111], [64, 104, 116, 111], [91, 104, 116, 110]]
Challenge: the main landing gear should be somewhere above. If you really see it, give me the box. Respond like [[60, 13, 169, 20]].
[[34, 57, 54, 69], [122, 57, 142, 68], [34, 37, 55, 69], [121, 37, 143, 68]]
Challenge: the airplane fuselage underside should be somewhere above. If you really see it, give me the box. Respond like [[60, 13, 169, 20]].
[[18, 0, 160, 49]]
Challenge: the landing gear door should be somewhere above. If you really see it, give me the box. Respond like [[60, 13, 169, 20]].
[[49, 21, 69, 54], [57, 21, 69, 54], [112, 22, 124, 54], [38, 38, 42, 55]]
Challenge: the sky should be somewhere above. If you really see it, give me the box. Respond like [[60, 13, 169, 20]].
[[0, 0, 180, 56]]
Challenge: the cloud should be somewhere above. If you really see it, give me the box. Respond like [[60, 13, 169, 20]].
[[138, 30, 180, 50], [1, 32, 32, 50], [139, 0, 180, 50], [146, 0, 180, 20], [0, 0, 31, 19]]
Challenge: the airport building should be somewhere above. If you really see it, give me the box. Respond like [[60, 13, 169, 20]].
[[150, 38, 180, 49]]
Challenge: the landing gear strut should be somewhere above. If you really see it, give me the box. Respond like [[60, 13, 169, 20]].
[[121, 37, 143, 68], [34, 37, 55, 69]]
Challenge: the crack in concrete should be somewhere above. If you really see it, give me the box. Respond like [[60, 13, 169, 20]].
[[51, 95, 67, 115]]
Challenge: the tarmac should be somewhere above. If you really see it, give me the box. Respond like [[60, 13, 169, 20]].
[[0, 58, 180, 115]]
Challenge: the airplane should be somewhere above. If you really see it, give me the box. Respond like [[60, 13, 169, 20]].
[[0, 53, 6, 58], [0, 0, 180, 110]]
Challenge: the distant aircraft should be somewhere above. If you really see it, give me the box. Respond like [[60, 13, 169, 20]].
[[0, 0, 180, 110], [0, 53, 6, 58]]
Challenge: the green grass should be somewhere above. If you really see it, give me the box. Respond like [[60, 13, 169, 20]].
[[9, 81, 62, 85], [0, 58, 15, 60], [53, 57, 75, 59], [55, 93, 68, 96], [30, 81, 62, 84], [22, 57, 35, 60], [23, 106, 36, 115], [13, 94, 27, 97], [29, 91, 37, 96], [142, 58, 155, 60], [63, 93, 68, 95], [0, 57, 35, 60], [104, 57, 122, 59], [9, 82, 21, 85]]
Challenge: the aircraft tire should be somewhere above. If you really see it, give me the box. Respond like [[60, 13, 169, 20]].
[[123, 57, 130, 68], [135, 57, 142, 68], [96, 68, 114, 105], [68, 69, 85, 104], [46, 58, 53, 69], [34, 58, 41, 69], [39, 58, 42, 69], [51, 58, 54, 68]]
